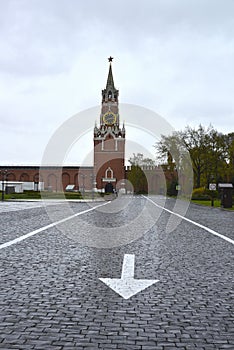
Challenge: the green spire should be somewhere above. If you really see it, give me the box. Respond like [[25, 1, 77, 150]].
[[106, 62, 115, 90]]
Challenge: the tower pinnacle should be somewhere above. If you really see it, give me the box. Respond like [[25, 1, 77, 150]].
[[102, 57, 119, 104], [106, 60, 115, 90]]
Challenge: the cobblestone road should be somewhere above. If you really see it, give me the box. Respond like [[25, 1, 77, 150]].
[[0, 196, 233, 349]]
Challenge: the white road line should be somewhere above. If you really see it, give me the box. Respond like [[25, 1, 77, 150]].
[[0, 202, 110, 250], [145, 196, 234, 246]]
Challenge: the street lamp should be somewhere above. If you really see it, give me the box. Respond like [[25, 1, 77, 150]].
[[78, 173, 86, 198], [210, 174, 215, 207], [0, 169, 8, 201], [90, 173, 95, 201]]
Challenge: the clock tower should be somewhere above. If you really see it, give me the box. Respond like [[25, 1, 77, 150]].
[[93, 57, 125, 193]]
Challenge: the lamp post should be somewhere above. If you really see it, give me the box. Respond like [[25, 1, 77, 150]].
[[0, 169, 8, 202], [210, 174, 215, 207], [90, 173, 95, 201], [78, 173, 86, 198]]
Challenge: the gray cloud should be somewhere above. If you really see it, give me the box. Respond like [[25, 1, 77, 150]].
[[0, 0, 233, 164]]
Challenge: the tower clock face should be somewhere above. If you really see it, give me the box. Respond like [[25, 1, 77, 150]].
[[103, 112, 117, 125]]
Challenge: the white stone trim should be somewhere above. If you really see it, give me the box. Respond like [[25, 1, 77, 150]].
[[105, 167, 113, 179], [102, 178, 116, 182]]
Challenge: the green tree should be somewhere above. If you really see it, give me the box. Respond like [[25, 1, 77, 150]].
[[203, 129, 227, 186], [156, 132, 192, 196], [156, 132, 189, 172], [129, 153, 155, 167], [127, 165, 148, 194], [181, 125, 212, 188], [226, 132, 234, 182], [156, 124, 231, 189], [127, 153, 155, 194]]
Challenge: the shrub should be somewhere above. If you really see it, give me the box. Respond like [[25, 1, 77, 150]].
[[192, 187, 218, 200]]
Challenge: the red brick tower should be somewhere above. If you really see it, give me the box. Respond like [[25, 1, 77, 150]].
[[93, 57, 125, 193]]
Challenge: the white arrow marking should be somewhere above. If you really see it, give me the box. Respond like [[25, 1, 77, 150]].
[[99, 254, 159, 299]]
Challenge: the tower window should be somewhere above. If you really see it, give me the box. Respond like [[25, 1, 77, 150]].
[[105, 167, 113, 179], [108, 91, 112, 99]]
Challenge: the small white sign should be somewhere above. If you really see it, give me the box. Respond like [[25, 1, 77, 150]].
[[209, 183, 216, 191]]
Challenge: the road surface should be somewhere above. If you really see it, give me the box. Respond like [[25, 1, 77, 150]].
[[0, 196, 233, 349]]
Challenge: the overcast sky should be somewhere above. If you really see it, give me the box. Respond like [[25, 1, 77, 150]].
[[0, 0, 234, 165]]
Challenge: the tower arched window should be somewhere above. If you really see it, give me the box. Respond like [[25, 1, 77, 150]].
[[108, 91, 112, 99], [105, 167, 113, 179]]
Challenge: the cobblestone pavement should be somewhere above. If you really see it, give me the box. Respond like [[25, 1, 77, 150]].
[[0, 200, 66, 213], [0, 196, 233, 349]]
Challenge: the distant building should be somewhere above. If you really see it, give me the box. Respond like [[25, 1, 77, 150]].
[[93, 57, 125, 193], [0, 59, 125, 193], [0, 58, 176, 194]]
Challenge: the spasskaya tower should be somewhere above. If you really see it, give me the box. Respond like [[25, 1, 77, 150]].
[[93, 57, 125, 193]]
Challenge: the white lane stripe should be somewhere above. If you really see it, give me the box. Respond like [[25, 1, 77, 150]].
[[0, 202, 110, 250], [144, 196, 234, 246]]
